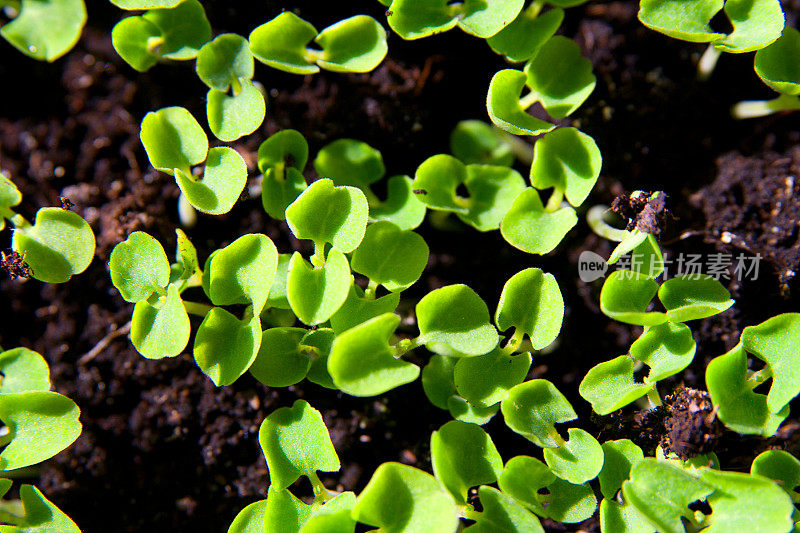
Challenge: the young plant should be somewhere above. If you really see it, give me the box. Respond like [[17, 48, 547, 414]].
[[706, 313, 800, 436], [486, 4, 565, 63], [249, 11, 387, 74], [196, 33, 266, 142], [0, 346, 82, 531], [140, 106, 248, 216], [112, 0, 212, 72], [382, 0, 524, 40], [1, 175, 95, 283], [0, 0, 86, 61]]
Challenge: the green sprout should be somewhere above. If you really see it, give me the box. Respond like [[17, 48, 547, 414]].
[[383, 0, 524, 40], [487, 5, 565, 63], [257, 129, 310, 221], [249, 12, 387, 74], [0, 0, 86, 61], [1, 175, 95, 283], [140, 106, 248, 216], [112, 0, 212, 72], [707, 313, 800, 435], [196, 33, 266, 142]]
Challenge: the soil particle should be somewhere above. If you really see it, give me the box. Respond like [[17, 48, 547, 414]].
[[610, 190, 671, 235], [660, 388, 722, 460], [693, 145, 800, 296]]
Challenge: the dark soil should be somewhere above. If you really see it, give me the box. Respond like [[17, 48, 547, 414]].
[[1, 1, 799, 532]]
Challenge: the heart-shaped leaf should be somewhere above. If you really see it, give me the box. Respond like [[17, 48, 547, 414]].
[[579, 355, 654, 415], [431, 420, 503, 504], [501, 379, 577, 448], [369, 175, 427, 230], [0, 0, 86, 62], [599, 270, 667, 326], [228, 499, 266, 533], [542, 428, 604, 484], [196, 33, 254, 91], [352, 462, 458, 532], [384, 0, 459, 39], [422, 354, 458, 410], [530, 127, 601, 207], [487, 6, 564, 62], [350, 221, 429, 292], [458, 164, 528, 231], [204, 233, 278, 314], [194, 309, 262, 386], [638, 0, 724, 42], [286, 249, 351, 326], [249, 327, 312, 387], [454, 349, 532, 408], [258, 400, 340, 490], [523, 36, 596, 118], [258, 129, 308, 173], [0, 348, 50, 394], [412, 154, 470, 214], [416, 284, 499, 356], [131, 284, 190, 359], [109, 231, 170, 303], [4, 484, 81, 532], [540, 478, 598, 523], [487, 69, 555, 135], [714, 0, 784, 53], [495, 268, 564, 349], [658, 274, 734, 322], [314, 139, 384, 190], [140, 107, 208, 176], [751, 449, 800, 501], [249, 11, 319, 74], [706, 344, 788, 436], [175, 146, 248, 215], [630, 321, 696, 381], [262, 167, 308, 221], [447, 395, 500, 425], [328, 313, 419, 396], [500, 188, 578, 255], [207, 80, 266, 142], [314, 15, 388, 73], [285, 178, 369, 253], [498, 455, 556, 515], [741, 313, 800, 414], [0, 391, 81, 471], [13, 207, 95, 283], [0, 175, 22, 231]]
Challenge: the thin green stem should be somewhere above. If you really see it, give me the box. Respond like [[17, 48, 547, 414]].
[[308, 470, 338, 503], [182, 300, 213, 317], [392, 337, 421, 357], [0, 206, 30, 229], [311, 242, 326, 267], [747, 366, 773, 388], [364, 280, 379, 300], [499, 131, 533, 166], [732, 93, 800, 119], [548, 426, 567, 447], [525, 0, 545, 19], [230, 77, 242, 96], [500, 328, 525, 355], [518, 91, 540, 111], [544, 188, 564, 212], [586, 205, 630, 242]]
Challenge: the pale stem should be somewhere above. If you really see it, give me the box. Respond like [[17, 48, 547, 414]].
[[501, 328, 525, 355], [182, 300, 213, 317], [547, 426, 567, 447], [0, 206, 30, 229], [747, 366, 773, 388], [732, 94, 800, 119], [697, 44, 721, 81], [178, 192, 198, 228], [544, 188, 564, 212], [230, 77, 242, 97], [308, 470, 338, 503], [518, 91, 540, 111], [587, 205, 630, 242], [392, 337, 421, 357], [498, 130, 533, 166], [525, 0, 545, 19], [311, 242, 326, 267]]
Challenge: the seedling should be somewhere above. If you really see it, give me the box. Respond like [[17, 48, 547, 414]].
[[112, 0, 212, 72], [0, 0, 86, 61], [140, 106, 248, 216], [0, 347, 82, 531], [383, 0, 524, 40], [707, 313, 800, 435], [1, 175, 95, 283], [249, 12, 387, 74], [487, 5, 565, 62]]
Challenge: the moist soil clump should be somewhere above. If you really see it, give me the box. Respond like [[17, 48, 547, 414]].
[[660, 388, 723, 461]]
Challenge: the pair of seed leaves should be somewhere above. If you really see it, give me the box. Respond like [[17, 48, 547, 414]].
[[1, 176, 95, 283], [599, 442, 795, 533], [258, 130, 427, 231], [380, 0, 584, 41], [230, 400, 587, 533], [707, 312, 800, 436], [0, 347, 81, 474], [113, 3, 386, 76], [0, 0, 86, 62], [414, 126, 600, 254], [581, 271, 733, 415]]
